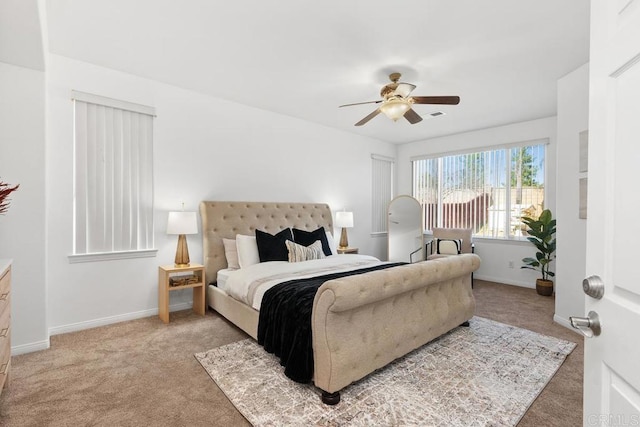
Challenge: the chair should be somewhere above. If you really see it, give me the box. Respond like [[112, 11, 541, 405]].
[[426, 227, 475, 287]]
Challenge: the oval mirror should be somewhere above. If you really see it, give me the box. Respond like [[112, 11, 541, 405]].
[[387, 195, 424, 263]]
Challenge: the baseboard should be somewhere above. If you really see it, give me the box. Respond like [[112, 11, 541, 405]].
[[48, 301, 193, 337], [553, 314, 582, 335], [12, 338, 50, 356], [474, 274, 535, 289]]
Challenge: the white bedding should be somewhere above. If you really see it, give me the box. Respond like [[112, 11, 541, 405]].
[[223, 254, 381, 310], [216, 268, 235, 292]]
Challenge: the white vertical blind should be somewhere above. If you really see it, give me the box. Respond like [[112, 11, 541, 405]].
[[412, 142, 546, 239], [73, 94, 155, 254], [372, 155, 394, 233]]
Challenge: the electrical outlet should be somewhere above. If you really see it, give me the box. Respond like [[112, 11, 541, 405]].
[[508, 260, 514, 269]]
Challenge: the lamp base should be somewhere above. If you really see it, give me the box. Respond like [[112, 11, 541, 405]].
[[339, 227, 349, 249], [174, 234, 191, 267]]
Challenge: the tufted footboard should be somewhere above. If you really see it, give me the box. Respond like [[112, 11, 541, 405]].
[[311, 253, 480, 403]]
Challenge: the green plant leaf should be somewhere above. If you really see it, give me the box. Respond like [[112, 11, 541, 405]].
[[539, 209, 551, 224], [527, 242, 544, 252]]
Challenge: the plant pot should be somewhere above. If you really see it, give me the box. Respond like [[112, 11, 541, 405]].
[[536, 279, 554, 296]]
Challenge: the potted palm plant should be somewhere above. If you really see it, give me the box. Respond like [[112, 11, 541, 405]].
[[521, 209, 556, 296]]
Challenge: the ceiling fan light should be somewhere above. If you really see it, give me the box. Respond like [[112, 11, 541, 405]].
[[380, 98, 411, 121]]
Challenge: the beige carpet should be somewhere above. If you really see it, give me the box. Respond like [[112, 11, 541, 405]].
[[0, 280, 583, 426], [196, 317, 576, 427]]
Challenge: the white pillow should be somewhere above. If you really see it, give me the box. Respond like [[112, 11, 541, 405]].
[[222, 238, 240, 269], [236, 234, 260, 268], [435, 238, 462, 255], [325, 230, 337, 255], [286, 240, 326, 263]]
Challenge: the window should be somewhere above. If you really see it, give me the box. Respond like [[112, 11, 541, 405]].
[[70, 91, 156, 261], [412, 141, 546, 239], [371, 154, 394, 234]]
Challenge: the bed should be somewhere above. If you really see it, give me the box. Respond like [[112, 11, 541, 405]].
[[200, 201, 481, 404]]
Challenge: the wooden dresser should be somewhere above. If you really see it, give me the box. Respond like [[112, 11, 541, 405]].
[[0, 260, 11, 396]]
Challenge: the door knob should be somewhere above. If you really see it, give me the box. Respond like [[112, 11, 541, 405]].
[[582, 275, 604, 299], [569, 311, 601, 338]]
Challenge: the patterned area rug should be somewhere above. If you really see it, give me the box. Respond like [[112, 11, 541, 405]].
[[195, 317, 575, 426]]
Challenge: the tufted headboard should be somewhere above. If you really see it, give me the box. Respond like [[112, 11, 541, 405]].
[[199, 201, 334, 284]]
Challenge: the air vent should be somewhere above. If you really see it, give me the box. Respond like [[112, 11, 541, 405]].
[[424, 111, 446, 120]]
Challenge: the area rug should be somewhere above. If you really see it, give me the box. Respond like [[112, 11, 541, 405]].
[[195, 317, 575, 426]]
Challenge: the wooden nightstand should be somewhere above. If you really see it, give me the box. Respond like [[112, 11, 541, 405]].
[[337, 247, 359, 254], [158, 263, 205, 324]]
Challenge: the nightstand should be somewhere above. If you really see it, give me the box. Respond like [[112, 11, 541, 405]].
[[337, 247, 359, 254], [158, 263, 205, 324]]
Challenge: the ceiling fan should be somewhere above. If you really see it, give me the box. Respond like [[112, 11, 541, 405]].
[[339, 73, 460, 126]]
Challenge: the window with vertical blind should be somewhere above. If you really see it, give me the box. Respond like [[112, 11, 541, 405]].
[[70, 91, 156, 262], [372, 154, 394, 234], [412, 140, 546, 239]]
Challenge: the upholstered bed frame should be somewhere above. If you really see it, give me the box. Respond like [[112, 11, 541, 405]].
[[200, 201, 480, 404]]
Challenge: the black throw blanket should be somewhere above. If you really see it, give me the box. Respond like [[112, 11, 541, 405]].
[[257, 262, 406, 383]]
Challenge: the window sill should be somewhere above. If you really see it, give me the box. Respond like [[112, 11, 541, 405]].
[[370, 232, 388, 238], [68, 249, 158, 263], [472, 237, 531, 246]]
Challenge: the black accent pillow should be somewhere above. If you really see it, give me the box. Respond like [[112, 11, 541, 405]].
[[292, 227, 332, 256], [255, 228, 294, 262]]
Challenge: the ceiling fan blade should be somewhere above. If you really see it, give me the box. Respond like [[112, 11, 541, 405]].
[[354, 109, 381, 126], [411, 96, 460, 105], [339, 100, 383, 108], [395, 83, 416, 98], [403, 108, 423, 124]]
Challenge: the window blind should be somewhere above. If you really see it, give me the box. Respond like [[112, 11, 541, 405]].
[[412, 142, 545, 239], [372, 155, 394, 233], [73, 94, 155, 254]]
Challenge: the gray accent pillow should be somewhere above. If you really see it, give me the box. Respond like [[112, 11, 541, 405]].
[[286, 240, 326, 263]]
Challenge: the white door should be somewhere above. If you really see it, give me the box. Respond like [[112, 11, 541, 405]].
[[581, 0, 640, 425]]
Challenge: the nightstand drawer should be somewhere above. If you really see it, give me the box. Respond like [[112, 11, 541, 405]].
[[0, 262, 10, 396], [0, 321, 9, 353], [0, 335, 10, 391], [0, 267, 9, 301], [0, 294, 9, 331], [0, 288, 9, 321]]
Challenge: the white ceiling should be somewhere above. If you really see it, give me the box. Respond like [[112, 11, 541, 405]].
[[44, 0, 590, 144]]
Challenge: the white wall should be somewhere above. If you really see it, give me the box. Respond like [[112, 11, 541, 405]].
[[0, 61, 48, 353], [554, 63, 589, 329], [45, 54, 396, 336], [397, 117, 558, 288]]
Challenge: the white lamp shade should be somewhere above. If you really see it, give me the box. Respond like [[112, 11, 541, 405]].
[[167, 211, 198, 235], [335, 211, 354, 228]]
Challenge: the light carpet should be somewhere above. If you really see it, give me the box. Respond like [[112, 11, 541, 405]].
[[195, 317, 575, 426]]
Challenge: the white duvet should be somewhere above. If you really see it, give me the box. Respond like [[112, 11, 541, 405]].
[[223, 254, 381, 310]]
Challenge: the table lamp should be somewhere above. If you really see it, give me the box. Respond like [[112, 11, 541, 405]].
[[167, 211, 198, 267], [335, 211, 354, 249]]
